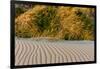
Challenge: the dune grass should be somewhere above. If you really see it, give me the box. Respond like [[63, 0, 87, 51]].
[[15, 4, 95, 40]]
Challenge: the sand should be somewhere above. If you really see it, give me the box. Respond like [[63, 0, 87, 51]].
[[15, 38, 94, 65]]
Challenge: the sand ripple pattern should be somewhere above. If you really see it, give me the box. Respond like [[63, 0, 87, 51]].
[[15, 38, 94, 65]]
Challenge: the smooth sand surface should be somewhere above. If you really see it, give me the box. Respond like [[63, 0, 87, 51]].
[[15, 38, 94, 65]]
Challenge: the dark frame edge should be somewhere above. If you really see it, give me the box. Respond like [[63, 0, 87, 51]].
[[94, 6, 97, 63], [10, 1, 15, 69], [14, 61, 96, 68], [14, 0, 96, 8]]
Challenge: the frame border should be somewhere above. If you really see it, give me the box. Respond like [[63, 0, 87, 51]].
[[10, 1, 97, 69]]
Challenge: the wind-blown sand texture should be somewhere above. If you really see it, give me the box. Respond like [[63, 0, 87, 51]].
[[15, 38, 94, 65]]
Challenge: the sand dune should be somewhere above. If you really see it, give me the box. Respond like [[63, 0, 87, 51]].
[[15, 38, 94, 65]]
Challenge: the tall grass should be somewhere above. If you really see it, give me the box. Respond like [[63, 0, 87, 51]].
[[15, 5, 95, 40]]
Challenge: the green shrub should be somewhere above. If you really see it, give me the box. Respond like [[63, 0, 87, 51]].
[[15, 7, 25, 17], [35, 6, 57, 32]]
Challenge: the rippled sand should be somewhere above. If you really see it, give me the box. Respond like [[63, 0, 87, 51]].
[[15, 38, 94, 65]]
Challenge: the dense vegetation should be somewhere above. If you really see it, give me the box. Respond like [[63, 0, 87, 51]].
[[15, 4, 95, 40]]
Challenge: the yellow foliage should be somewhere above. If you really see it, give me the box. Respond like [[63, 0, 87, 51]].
[[15, 4, 95, 40]]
